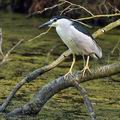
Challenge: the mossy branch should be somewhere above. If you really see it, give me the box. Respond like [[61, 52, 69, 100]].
[[0, 18, 120, 118], [6, 62, 120, 117], [0, 50, 71, 112]]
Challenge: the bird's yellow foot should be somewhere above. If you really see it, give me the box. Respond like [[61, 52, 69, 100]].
[[64, 71, 73, 79], [81, 65, 92, 77]]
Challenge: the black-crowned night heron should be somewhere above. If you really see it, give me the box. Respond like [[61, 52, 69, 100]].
[[38, 16, 102, 77]]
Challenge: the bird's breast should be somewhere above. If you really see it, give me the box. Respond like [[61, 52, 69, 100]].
[[56, 26, 71, 41], [56, 26, 80, 54]]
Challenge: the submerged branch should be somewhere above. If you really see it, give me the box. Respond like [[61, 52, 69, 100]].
[[6, 62, 120, 117]]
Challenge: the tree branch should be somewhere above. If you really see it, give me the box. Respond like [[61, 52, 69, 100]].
[[73, 81, 96, 120], [0, 50, 71, 112], [92, 19, 120, 38], [78, 13, 120, 21], [0, 39, 23, 65], [0, 18, 120, 113], [0, 28, 4, 58], [6, 62, 120, 117], [62, 0, 94, 16]]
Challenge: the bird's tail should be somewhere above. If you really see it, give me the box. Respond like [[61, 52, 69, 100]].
[[92, 46, 102, 59], [92, 39, 102, 59], [96, 45, 102, 59]]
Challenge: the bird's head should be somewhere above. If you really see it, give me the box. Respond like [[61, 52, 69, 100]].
[[38, 16, 72, 29]]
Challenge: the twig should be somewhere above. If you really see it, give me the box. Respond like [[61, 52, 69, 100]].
[[0, 28, 4, 58], [111, 40, 120, 54], [0, 50, 71, 112], [45, 43, 62, 64], [107, 2, 120, 13], [27, 0, 94, 18], [78, 13, 120, 21], [0, 39, 23, 65], [60, 4, 72, 15], [61, 0, 94, 16], [63, 7, 80, 15], [27, 1, 66, 18], [0, 26, 52, 65], [28, 27, 52, 42]]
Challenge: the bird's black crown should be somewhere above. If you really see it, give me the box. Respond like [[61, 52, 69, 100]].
[[50, 15, 70, 21]]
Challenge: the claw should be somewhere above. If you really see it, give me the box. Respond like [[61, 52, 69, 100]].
[[81, 65, 91, 77], [64, 70, 75, 79]]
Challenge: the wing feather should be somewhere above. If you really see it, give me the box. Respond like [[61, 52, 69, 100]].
[[70, 25, 102, 58]]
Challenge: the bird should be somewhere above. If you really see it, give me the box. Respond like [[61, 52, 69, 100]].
[[38, 16, 102, 77]]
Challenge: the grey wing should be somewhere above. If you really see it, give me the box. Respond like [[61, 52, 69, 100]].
[[70, 26, 102, 58]]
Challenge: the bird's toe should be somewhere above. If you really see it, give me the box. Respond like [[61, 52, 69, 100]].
[[81, 66, 92, 77], [64, 71, 74, 79]]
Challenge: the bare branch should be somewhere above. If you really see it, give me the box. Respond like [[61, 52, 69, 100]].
[[111, 40, 120, 54], [63, 7, 80, 15], [107, 2, 120, 13], [6, 62, 120, 117], [73, 81, 96, 120], [27, 1, 66, 18], [60, 4, 72, 15], [0, 28, 4, 58], [0, 50, 71, 112], [28, 27, 52, 42], [61, 0, 94, 16], [92, 19, 120, 38], [27, 0, 94, 18], [0, 26, 52, 65], [0, 18, 120, 112], [0, 39, 23, 65], [78, 13, 120, 21], [45, 43, 63, 63]]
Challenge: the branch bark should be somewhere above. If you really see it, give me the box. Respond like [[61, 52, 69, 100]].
[[0, 50, 71, 112], [0, 18, 120, 113], [6, 62, 120, 117], [92, 19, 120, 38], [73, 81, 96, 120]]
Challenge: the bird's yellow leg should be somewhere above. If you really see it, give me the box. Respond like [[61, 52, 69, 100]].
[[81, 56, 91, 77], [64, 54, 75, 78]]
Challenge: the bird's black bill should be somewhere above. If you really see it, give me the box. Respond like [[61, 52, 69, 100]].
[[38, 21, 53, 29]]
